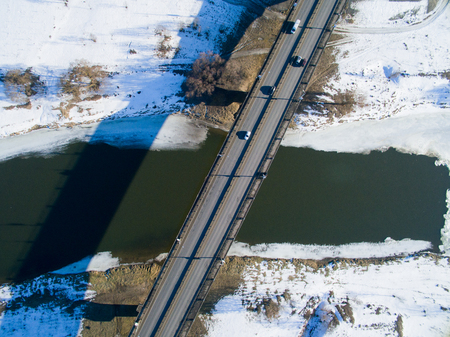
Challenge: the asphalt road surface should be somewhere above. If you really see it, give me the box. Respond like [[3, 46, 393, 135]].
[[131, 0, 340, 336]]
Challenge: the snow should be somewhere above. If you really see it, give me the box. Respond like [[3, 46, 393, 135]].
[[0, 113, 208, 162], [229, 237, 432, 260], [0, 273, 93, 337], [0, 0, 245, 137], [284, 109, 450, 163], [204, 254, 450, 337], [291, 0, 450, 135], [50, 251, 120, 275]]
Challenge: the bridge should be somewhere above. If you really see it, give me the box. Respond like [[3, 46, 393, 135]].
[[130, 0, 346, 336]]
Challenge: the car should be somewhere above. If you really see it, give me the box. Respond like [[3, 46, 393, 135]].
[[268, 86, 276, 95], [244, 131, 251, 140], [290, 19, 300, 34], [293, 56, 306, 67], [292, 56, 302, 66]]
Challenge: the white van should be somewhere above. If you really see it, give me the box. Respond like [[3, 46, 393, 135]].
[[291, 19, 300, 34]]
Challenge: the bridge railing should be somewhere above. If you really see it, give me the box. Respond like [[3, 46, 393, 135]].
[[176, 0, 349, 335], [177, 0, 347, 334], [129, 0, 347, 336]]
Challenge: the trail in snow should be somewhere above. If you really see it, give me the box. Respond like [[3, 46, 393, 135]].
[[335, 0, 449, 34]]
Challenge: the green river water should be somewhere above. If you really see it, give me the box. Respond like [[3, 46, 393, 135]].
[[0, 128, 448, 283]]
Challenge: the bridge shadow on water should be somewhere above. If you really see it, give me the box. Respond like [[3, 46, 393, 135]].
[[0, 0, 288, 335]]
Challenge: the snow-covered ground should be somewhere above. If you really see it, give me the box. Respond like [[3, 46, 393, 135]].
[[0, 273, 94, 337], [0, 0, 245, 137], [291, 0, 450, 133], [229, 237, 432, 260], [204, 254, 450, 337]]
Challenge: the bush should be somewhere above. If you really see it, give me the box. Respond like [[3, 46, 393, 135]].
[[156, 34, 173, 58], [60, 61, 107, 100], [2, 68, 45, 102], [184, 51, 225, 99]]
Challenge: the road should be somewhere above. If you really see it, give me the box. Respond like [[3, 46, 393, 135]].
[[130, 0, 342, 336]]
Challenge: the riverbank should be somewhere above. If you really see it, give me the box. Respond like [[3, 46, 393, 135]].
[[2, 251, 449, 337], [0, 113, 210, 162]]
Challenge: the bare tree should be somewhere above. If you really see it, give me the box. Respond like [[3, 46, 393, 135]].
[[185, 51, 225, 99]]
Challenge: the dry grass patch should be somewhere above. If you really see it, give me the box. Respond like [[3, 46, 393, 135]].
[[4, 101, 33, 110], [296, 33, 364, 122], [155, 26, 176, 59], [57, 61, 107, 118], [60, 60, 107, 101], [88, 264, 160, 303], [225, 54, 267, 92], [262, 297, 281, 320], [81, 264, 161, 337], [2, 68, 45, 103]]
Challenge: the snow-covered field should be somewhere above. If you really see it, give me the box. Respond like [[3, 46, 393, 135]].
[[1, 0, 450, 336], [0, 0, 245, 138], [0, 272, 94, 337], [204, 254, 450, 337]]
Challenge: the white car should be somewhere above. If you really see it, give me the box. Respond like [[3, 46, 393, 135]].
[[244, 131, 251, 140]]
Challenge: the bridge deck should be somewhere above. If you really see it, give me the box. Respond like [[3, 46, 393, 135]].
[[130, 0, 346, 336]]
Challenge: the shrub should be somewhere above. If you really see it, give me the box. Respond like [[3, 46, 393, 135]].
[[2, 68, 45, 103], [156, 34, 173, 58], [184, 51, 225, 99], [60, 61, 107, 100]]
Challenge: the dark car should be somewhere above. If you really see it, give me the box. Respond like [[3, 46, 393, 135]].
[[293, 56, 306, 67], [268, 86, 276, 95]]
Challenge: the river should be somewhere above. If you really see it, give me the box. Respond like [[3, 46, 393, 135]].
[[0, 128, 448, 283]]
